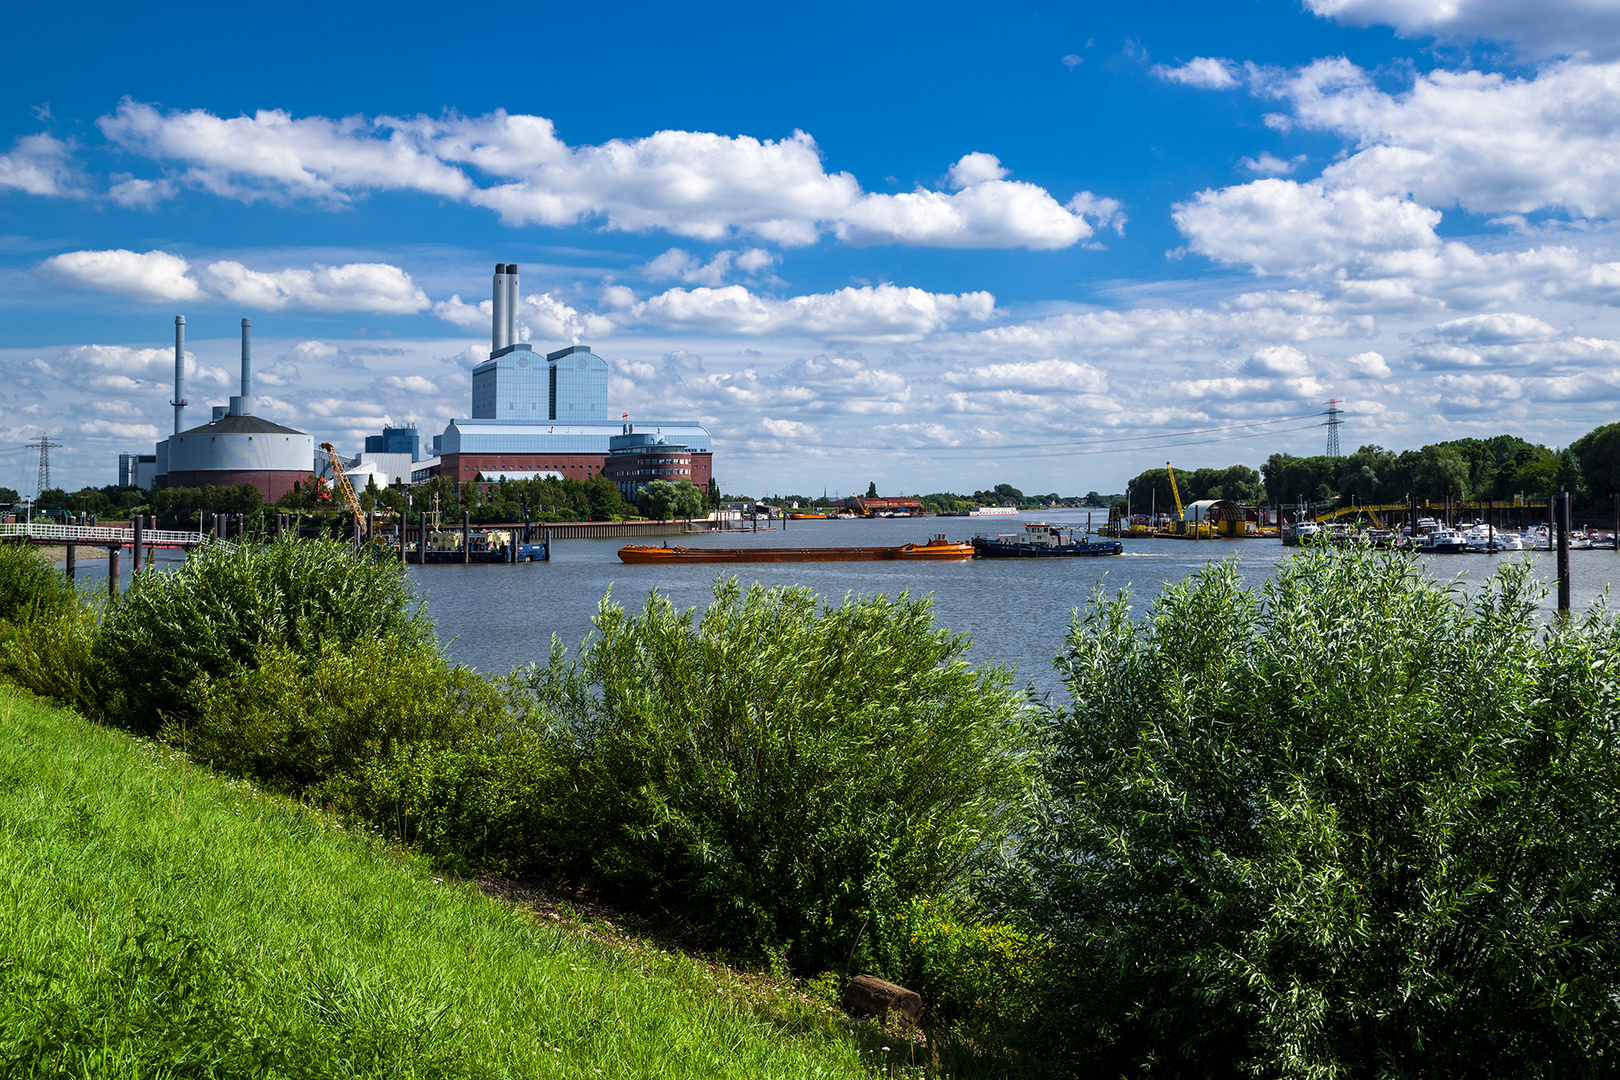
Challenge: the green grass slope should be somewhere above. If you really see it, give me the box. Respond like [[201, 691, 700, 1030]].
[[0, 685, 875, 1079]]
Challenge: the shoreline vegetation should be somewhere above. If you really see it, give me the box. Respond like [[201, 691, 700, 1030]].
[[3, 537, 1619, 1076]]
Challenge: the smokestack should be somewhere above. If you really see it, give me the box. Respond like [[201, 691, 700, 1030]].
[[172, 315, 187, 434], [229, 318, 255, 417], [492, 263, 509, 352], [241, 318, 252, 398], [506, 263, 520, 345]]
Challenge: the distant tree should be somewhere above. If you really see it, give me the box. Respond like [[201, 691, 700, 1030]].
[[152, 484, 263, 530], [1571, 422, 1620, 510], [636, 478, 706, 520], [0, 487, 18, 505], [993, 483, 1023, 503], [866, 481, 878, 498], [1411, 445, 1470, 500]]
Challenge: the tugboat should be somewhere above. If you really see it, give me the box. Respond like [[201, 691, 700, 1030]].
[[972, 522, 1124, 558]]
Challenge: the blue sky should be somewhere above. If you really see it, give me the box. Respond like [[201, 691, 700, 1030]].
[[4, 0, 1620, 496]]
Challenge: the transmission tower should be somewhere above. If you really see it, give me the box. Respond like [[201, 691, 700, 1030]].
[[27, 435, 63, 495], [1323, 399, 1343, 460]]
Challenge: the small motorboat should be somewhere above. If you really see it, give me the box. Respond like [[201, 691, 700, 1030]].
[[1415, 527, 1469, 554]]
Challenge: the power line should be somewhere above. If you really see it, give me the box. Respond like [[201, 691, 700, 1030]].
[[735, 419, 1330, 458], [716, 409, 1321, 453]]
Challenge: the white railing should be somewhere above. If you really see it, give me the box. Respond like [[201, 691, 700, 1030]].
[[0, 522, 207, 545]]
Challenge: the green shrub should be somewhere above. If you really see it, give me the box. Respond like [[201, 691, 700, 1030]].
[[525, 578, 1036, 972], [876, 896, 1050, 1042], [94, 537, 430, 734], [170, 635, 502, 796], [0, 601, 101, 715], [0, 542, 77, 624], [1025, 547, 1620, 1076]]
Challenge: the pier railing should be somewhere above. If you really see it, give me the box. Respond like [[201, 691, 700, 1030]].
[[0, 522, 207, 546]]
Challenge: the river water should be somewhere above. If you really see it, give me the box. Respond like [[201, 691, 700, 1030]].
[[397, 512, 1620, 696], [87, 511, 1618, 695]]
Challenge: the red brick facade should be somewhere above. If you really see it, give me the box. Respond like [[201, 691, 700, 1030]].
[[439, 452, 712, 491], [162, 469, 308, 503]]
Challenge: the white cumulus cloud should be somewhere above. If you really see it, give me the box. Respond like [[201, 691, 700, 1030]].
[[1151, 57, 1242, 89], [629, 284, 997, 343], [41, 249, 203, 303], [42, 249, 430, 314], [96, 102, 1119, 251], [1304, 0, 1620, 59], [0, 133, 83, 197]]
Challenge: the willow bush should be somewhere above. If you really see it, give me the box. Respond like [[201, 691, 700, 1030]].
[[94, 536, 431, 734], [524, 578, 1037, 971], [1023, 547, 1620, 1077]]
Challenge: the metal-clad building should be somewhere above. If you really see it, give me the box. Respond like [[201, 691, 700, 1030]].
[[435, 262, 714, 494]]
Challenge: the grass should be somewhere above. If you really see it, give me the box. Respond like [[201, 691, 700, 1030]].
[[0, 684, 892, 1079]]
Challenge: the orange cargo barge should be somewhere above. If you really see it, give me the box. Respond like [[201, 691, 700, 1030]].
[[618, 536, 974, 563]]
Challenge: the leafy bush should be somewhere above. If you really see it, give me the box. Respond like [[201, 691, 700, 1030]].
[[171, 635, 502, 795], [525, 578, 1035, 971], [1024, 547, 1620, 1076], [0, 542, 77, 623], [94, 537, 431, 734], [0, 601, 101, 716]]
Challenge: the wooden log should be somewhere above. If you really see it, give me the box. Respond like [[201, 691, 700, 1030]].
[[843, 974, 922, 1025]]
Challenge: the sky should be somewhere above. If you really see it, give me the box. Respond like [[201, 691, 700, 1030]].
[[4, 0, 1620, 498]]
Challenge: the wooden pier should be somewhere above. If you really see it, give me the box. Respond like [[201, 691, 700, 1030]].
[[0, 519, 209, 596]]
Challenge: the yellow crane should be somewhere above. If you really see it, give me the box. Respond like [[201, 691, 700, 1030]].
[[1165, 461, 1185, 522], [1161, 461, 1215, 539], [319, 442, 364, 520]]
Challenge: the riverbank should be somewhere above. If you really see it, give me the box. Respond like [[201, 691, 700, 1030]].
[[0, 684, 886, 1078]]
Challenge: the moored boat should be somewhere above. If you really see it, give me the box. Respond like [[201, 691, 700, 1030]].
[[972, 523, 1124, 558], [618, 535, 974, 563]]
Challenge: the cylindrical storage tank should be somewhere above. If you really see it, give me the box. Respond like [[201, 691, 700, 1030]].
[[491, 263, 509, 352]]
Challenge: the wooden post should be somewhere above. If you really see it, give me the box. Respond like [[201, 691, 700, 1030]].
[[132, 515, 144, 572], [108, 546, 121, 599], [1613, 492, 1618, 552], [545, 527, 552, 561], [64, 542, 75, 581], [399, 509, 407, 563], [1557, 490, 1572, 619], [462, 511, 470, 564]]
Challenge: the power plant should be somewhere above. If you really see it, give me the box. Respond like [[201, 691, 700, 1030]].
[[151, 318, 314, 502], [119, 260, 712, 504]]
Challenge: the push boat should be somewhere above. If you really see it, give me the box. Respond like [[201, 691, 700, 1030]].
[[972, 522, 1124, 558], [618, 535, 974, 563]]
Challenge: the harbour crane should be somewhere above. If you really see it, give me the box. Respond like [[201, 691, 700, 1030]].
[[319, 442, 365, 533], [1166, 461, 1185, 522]]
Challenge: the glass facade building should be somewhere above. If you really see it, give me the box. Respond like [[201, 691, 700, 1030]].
[[472, 343, 609, 422]]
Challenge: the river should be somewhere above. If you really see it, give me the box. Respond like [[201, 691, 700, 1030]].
[[93, 511, 1618, 696], [402, 512, 1620, 696]]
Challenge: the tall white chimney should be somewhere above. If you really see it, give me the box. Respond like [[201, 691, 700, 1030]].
[[506, 263, 520, 345], [492, 263, 509, 352], [172, 315, 187, 434], [229, 318, 255, 416]]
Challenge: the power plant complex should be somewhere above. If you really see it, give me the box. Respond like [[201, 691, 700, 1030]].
[[125, 262, 713, 504]]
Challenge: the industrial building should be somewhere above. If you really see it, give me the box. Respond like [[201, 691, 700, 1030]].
[[429, 263, 712, 495], [150, 317, 315, 503]]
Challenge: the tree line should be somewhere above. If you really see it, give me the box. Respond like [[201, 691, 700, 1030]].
[[1127, 421, 1620, 516]]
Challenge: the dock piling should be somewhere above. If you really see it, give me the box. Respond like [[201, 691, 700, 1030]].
[[132, 515, 144, 573], [1557, 490, 1572, 618], [108, 546, 121, 598], [65, 542, 75, 581], [462, 512, 470, 564]]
